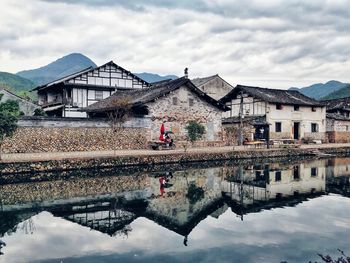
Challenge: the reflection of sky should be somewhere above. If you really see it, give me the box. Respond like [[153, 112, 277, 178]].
[[1, 195, 349, 263]]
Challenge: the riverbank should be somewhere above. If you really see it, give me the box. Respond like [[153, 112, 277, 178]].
[[1, 143, 350, 175]]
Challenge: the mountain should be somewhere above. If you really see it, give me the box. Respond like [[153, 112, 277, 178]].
[[290, 80, 349, 99], [322, 84, 350, 100], [17, 53, 97, 85], [0, 71, 35, 93], [135, 72, 178, 83]]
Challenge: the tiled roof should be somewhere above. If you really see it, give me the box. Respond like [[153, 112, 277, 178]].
[[322, 97, 350, 111], [220, 85, 324, 106], [83, 77, 229, 112], [191, 74, 218, 87], [326, 113, 350, 121], [222, 115, 269, 125]]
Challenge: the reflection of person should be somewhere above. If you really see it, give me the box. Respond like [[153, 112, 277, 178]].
[[159, 176, 166, 196]]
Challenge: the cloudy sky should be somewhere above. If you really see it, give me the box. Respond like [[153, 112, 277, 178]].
[[1, 0, 350, 88]]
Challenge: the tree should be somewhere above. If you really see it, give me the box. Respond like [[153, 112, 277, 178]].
[[185, 120, 205, 145], [33, 108, 47, 116], [0, 94, 20, 160], [107, 96, 132, 155]]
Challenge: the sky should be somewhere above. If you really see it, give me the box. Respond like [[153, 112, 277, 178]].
[[1, 0, 350, 89]]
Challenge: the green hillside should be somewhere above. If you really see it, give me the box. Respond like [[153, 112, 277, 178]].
[[290, 80, 348, 99], [0, 71, 37, 100], [322, 84, 350, 100]]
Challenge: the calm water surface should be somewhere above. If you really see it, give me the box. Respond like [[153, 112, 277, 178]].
[[0, 157, 349, 263]]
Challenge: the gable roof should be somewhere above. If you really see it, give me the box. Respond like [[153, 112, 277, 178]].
[[0, 86, 38, 106], [322, 97, 350, 111], [83, 77, 229, 113], [33, 60, 150, 91], [220, 84, 324, 107], [191, 74, 234, 89], [326, 112, 350, 121]]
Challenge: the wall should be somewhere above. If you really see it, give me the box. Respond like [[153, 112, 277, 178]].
[[147, 85, 224, 142], [326, 118, 350, 143], [2, 117, 151, 153], [198, 76, 233, 101], [267, 103, 326, 141]]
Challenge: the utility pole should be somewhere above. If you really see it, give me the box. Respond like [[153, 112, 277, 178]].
[[238, 91, 244, 145]]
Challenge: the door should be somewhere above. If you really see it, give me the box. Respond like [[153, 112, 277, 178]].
[[293, 122, 300, 140]]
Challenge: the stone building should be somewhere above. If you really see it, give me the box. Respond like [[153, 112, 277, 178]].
[[0, 87, 39, 116], [323, 97, 350, 143], [191, 74, 234, 100], [219, 85, 326, 144], [84, 77, 228, 143], [33, 61, 150, 118]]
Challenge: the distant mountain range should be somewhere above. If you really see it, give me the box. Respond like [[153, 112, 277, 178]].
[[289, 80, 350, 100], [17, 53, 97, 86], [1, 53, 349, 101], [134, 72, 178, 83]]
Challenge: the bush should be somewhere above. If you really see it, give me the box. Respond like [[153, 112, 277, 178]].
[[33, 108, 47, 116], [185, 120, 205, 144]]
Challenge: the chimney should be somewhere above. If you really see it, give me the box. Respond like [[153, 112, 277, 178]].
[[184, 67, 188, 79]]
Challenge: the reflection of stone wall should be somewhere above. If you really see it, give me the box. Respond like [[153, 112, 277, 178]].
[[0, 175, 149, 205], [2, 127, 149, 153]]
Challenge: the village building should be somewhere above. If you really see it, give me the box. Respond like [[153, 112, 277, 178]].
[[33, 61, 150, 118], [191, 74, 234, 101], [323, 97, 350, 143], [0, 87, 39, 115], [219, 85, 326, 145], [83, 77, 228, 143]]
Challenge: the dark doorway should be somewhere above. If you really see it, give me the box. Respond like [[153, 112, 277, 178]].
[[293, 122, 300, 140]]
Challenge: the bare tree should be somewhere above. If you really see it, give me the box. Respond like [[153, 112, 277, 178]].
[[107, 97, 132, 155]]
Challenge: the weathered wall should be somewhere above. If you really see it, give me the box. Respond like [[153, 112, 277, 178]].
[[326, 118, 350, 143], [2, 127, 149, 153], [197, 76, 233, 101], [223, 124, 255, 145], [147, 85, 223, 142]]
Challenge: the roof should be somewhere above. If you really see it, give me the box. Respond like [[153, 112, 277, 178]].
[[326, 113, 350, 121], [222, 115, 270, 126], [83, 77, 229, 113], [0, 87, 38, 106], [33, 60, 150, 91], [322, 97, 350, 111], [191, 74, 234, 89], [191, 74, 218, 87], [220, 85, 324, 107]]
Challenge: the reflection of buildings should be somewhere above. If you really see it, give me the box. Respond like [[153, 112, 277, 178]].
[[326, 158, 350, 197], [1, 159, 349, 245]]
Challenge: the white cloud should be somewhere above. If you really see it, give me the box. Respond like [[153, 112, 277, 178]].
[[0, 0, 350, 88]]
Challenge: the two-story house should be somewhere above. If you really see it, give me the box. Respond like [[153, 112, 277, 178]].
[[191, 74, 234, 100], [219, 85, 326, 144], [33, 61, 150, 117]]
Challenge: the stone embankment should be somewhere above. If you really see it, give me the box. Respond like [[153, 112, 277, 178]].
[[2, 145, 350, 175]]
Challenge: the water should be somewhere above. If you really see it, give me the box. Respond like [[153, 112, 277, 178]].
[[0, 157, 349, 263]]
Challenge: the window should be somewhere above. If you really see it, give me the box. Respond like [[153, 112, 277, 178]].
[[276, 104, 283, 110], [311, 167, 317, 177], [275, 122, 282, 132], [172, 97, 178, 105], [294, 105, 299, 111], [311, 123, 319, 133], [275, 171, 281, 181], [189, 98, 194, 107], [95, 90, 103, 101], [311, 106, 316, 112]]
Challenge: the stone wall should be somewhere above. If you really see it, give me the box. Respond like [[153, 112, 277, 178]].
[[326, 118, 350, 143], [2, 127, 149, 153], [147, 86, 223, 142], [223, 124, 255, 145]]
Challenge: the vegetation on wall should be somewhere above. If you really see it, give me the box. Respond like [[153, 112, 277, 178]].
[[185, 120, 205, 144], [0, 94, 20, 160]]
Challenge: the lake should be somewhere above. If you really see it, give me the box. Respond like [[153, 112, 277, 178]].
[[0, 157, 349, 263]]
